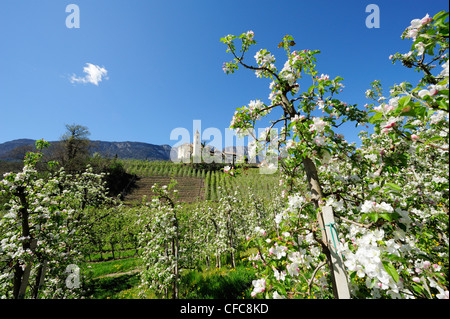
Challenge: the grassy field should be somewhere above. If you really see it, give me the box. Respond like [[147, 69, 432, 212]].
[[82, 256, 256, 299]]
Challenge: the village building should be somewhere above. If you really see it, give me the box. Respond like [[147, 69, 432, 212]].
[[175, 130, 245, 165]]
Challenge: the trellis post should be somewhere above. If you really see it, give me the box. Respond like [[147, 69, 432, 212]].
[[321, 205, 351, 299]]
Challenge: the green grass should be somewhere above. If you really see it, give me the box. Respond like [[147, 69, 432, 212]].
[[85, 273, 141, 299], [81, 256, 143, 299], [179, 265, 256, 299], [81, 256, 142, 279], [81, 258, 256, 299]]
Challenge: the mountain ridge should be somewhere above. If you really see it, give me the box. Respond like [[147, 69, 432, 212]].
[[0, 139, 252, 162], [0, 139, 173, 161]]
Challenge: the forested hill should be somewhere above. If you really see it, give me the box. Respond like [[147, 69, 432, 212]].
[[0, 139, 172, 161]]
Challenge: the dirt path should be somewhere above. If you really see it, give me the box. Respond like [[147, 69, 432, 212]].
[[94, 268, 141, 279]]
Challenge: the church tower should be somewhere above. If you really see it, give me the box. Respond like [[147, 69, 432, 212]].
[[192, 129, 201, 161]]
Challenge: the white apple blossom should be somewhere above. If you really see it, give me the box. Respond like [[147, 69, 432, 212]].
[[287, 262, 300, 277], [415, 42, 426, 56], [360, 200, 394, 214], [313, 135, 325, 146], [418, 89, 431, 98], [310, 117, 327, 133], [251, 278, 266, 297], [269, 243, 287, 259], [272, 291, 286, 299], [273, 268, 286, 281], [440, 60, 449, 77], [255, 50, 275, 65]]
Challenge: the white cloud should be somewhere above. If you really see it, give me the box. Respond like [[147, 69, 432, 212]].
[[70, 63, 108, 86]]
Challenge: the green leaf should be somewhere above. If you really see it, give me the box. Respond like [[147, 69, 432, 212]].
[[385, 182, 402, 192], [369, 112, 383, 124], [438, 98, 449, 111], [379, 213, 393, 222], [383, 253, 406, 264], [403, 123, 418, 130], [425, 136, 443, 145], [433, 10, 447, 21], [368, 278, 377, 288], [367, 212, 379, 223], [382, 261, 399, 283], [411, 282, 425, 295], [271, 281, 287, 296], [398, 95, 411, 109], [434, 11, 449, 27]]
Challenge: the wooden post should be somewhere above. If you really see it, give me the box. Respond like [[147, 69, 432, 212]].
[[321, 206, 351, 299]]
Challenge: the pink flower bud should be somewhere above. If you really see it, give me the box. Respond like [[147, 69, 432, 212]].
[[421, 16, 432, 25]]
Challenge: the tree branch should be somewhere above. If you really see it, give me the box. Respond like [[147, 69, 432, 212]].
[[308, 261, 327, 296], [335, 214, 373, 229], [228, 45, 282, 83]]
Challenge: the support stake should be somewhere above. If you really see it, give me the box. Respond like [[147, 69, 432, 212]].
[[322, 206, 351, 299]]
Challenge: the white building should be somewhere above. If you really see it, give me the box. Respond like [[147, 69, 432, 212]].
[[176, 143, 192, 162], [176, 130, 201, 162], [192, 130, 201, 159]]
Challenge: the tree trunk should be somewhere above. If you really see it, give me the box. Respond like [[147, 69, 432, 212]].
[[13, 263, 24, 299], [227, 211, 236, 269], [216, 254, 221, 268], [301, 156, 342, 299], [32, 260, 47, 299], [17, 239, 37, 299], [98, 244, 103, 260], [172, 212, 179, 299], [111, 241, 115, 260], [172, 237, 179, 299], [13, 189, 33, 299], [230, 250, 236, 269], [301, 157, 324, 202]]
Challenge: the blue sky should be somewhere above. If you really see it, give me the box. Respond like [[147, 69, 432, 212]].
[[0, 0, 448, 149]]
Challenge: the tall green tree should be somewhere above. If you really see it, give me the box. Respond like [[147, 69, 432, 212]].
[[60, 124, 91, 172]]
